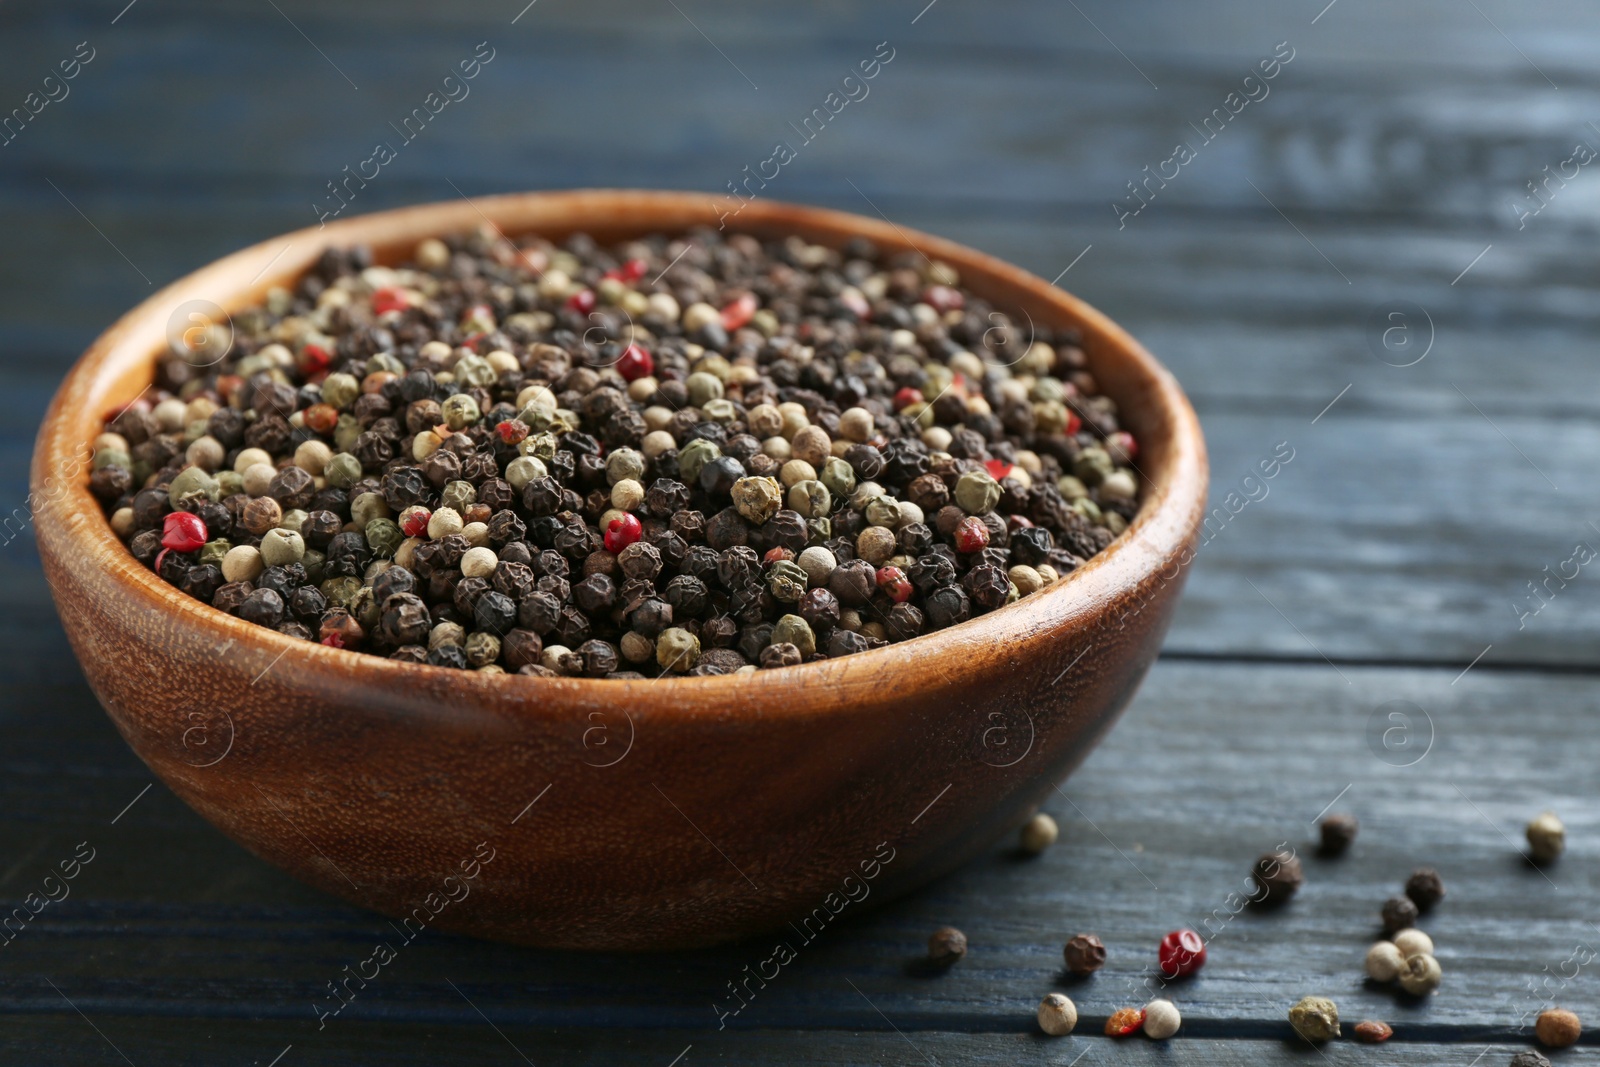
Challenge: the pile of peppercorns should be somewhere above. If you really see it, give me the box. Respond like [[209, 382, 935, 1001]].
[[89, 226, 1141, 676]]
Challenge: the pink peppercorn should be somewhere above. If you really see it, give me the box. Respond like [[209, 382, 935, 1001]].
[[604, 513, 642, 554], [876, 566, 913, 603], [954, 516, 990, 554], [161, 511, 208, 553], [1158, 929, 1206, 978], [616, 343, 654, 382], [565, 289, 597, 315]]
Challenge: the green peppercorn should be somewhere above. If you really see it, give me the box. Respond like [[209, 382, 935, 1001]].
[[768, 559, 809, 602], [677, 439, 721, 485], [863, 495, 901, 529], [259, 528, 306, 567], [324, 452, 363, 489], [365, 518, 403, 558], [954, 470, 1001, 514], [441, 394, 481, 430], [788, 479, 830, 519], [771, 613, 816, 657], [320, 373, 360, 410], [656, 627, 700, 673], [167, 466, 220, 508], [820, 456, 857, 499], [606, 447, 645, 485], [198, 539, 232, 567], [685, 371, 724, 406], [1073, 448, 1114, 486], [441, 480, 477, 514]]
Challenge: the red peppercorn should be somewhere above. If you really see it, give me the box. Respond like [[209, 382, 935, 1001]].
[[876, 565, 913, 603], [1108, 430, 1138, 459], [401, 508, 432, 538], [565, 289, 597, 315], [496, 420, 529, 445], [1105, 1007, 1145, 1037], [954, 516, 990, 554], [604, 513, 642, 554], [1158, 929, 1206, 978], [303, 402, 339, 435], [763, 547, 795, 564], [299, 343, 332, 376], [1007, 514, 1034, 532], [922, 284, 964, 313], [720, 292, 758, 332], [616, 342, 654, 382], [161, 511, 208, 553], [1064, 411, 1082, 436], [603, 257, 648, 283], [894, 387, 924, 411], [984, 458, 1015, 482], [321, 632, 346, 649], [371, 287, 409, 315]]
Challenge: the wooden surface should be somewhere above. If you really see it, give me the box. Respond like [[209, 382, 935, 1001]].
[[2, 0, 1598, 1062]]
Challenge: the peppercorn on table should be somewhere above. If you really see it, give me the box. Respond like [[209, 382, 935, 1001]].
[[4, 1, 1600, 1063]]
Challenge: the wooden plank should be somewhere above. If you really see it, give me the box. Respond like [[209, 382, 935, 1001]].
[[2, 658, 1596, 1041], [0, 1021, 1564, 1067]]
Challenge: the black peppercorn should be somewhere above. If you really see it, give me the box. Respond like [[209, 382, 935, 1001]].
[[1319, 812, 1358, 856], [473, 591, 517, 635], [1404, 868, 1445, 911], [1381, 895, 1418, 933], [927, 926, 967, 963], [1251, 849, 1304, 905], [237, 588, 285, 627], [828, 559, 876, 607], [1064, 933, 1106, 975], [427, 644, 469, 670], [379, 592, 432, 647], [924, 585, 970, 629]]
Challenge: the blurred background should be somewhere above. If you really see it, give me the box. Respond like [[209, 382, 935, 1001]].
[[3, 2, 1599, 1064]]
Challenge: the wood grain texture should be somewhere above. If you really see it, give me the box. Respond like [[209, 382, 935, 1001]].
[[1, 0, 1595, 1060]]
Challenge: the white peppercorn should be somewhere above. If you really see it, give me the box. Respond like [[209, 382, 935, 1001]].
[[1392, 929, 1433, 959], [460, 547, 498, 578], [221, 545, 264, 583], [1365, 941, 1404, 982], [1142, 998, 1181, 1040], [428, 507, 464, 539], [1019, 813, 1057, 854], [797, 546, 837, 586], [1036, 993, 1077, 1036], [1397, 953, 1441, 996]]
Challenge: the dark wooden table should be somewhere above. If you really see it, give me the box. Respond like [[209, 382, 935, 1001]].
[[3, 1, 1598, 1062]]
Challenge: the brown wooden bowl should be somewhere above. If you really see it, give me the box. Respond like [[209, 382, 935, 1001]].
[[32, 190, 1206, 950]]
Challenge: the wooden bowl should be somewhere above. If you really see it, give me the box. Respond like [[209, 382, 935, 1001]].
[[32, 191, 1207, 950]]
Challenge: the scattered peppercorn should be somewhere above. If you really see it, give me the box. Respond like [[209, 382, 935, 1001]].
[[1318, 812, 1358, 856], [1392, 928, 1433, 959], [1535, 1008, 1581, 1048], [1510, 1053, 1552, 1067], [1036, 993, 1077, 1036], [1141, 998, 1181, 1040], [1063, 933, 1106, 975], [1288, 996, 1340, 1043], [1158, 928, 1206, 978], [1353, 1020, 1393, 1043], [1365, 941, 1404, 982], [1381, 895, 1418, 933], [1397, 952, 1442, 995], [1527, 811, 1565, 864], [1404, 867, 1445, 911], [927, 926, 967, 963], [1104, 1007, 1144, 1037], [1019, 812, 1058, 854], [92, 228, 1139, 674], [1251, 849, 1304, 905]]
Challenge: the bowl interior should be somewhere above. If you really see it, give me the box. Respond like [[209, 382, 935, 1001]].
[[36, 189, 1206, 704]]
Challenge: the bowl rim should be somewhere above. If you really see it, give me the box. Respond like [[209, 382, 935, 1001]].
[[33, 188, 1207, 707]]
